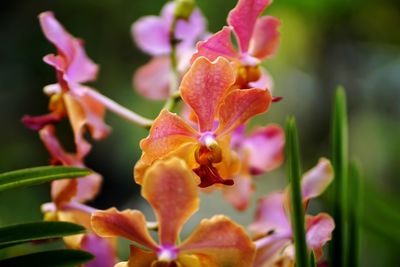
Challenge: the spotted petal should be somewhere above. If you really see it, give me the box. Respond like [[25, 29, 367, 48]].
[[301, 158, 333, 203], [139, 109, 198, 164], [179, 215, 256, 267], [181, 57, 235, 132], [91, 208, 159, 251], [216, 88, 271, 136], [141, 158, 199, 246], [227, 0, 272, 53], [248, 16, 280, 60], [191, 27, 239, 63]]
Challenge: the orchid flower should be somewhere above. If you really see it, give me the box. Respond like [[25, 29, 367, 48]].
[[249, 158, 335, 267], [191, 0, 280, 90], [132, 2, 207, 100], [39, 125, 117, 267], [22, 11, 110, 158], [224, 124, 285, 211], [92, 157, 256, 267], [23, 11, 152, 157], [134, 56, 272, 188]]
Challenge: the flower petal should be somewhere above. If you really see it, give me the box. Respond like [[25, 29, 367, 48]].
[[39, 11, 98, 83], [191, 27, 239, 63], [125, 245, 157, 267], [63, 91, 110, 158], [81, 234, 117, 267], [39, 124, 80, 165], [179, 215, 256, 267], [74, 172, 102, 203], [139, 109, 198, 163], [216, 88, 271, 136], [223, 174, 254, 211], [181, 57, 235, 132], [227, 0, 272, 53], [131, 16, 170, 55], [71, 88, 111, 140], [243, 124, 285, 175], [39, 124, 102, 204], [249, 192, 290, 235], [141, 158, 199, 246], [253, 233, 291, 267], [133, 56, 170, 100], [301, 158, 334, 203], [51, 179, 78, 207], [248, 67, 274, 91], [63, 93, 91, 158], [91, 208, 158, 251], [248, 16, 280, 60], [175, 8, 207, 49], [306, 213, 335, 259]]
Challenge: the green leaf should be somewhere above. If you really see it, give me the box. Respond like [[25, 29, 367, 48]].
[[347, 161, 361, 267], [309, 250, 317, 267], [0, 249, 94, 267], [0, 166, 90, 192], [330, 86, 349, 267], [285, 117, 309, 267], [0, 222, 85, 249]]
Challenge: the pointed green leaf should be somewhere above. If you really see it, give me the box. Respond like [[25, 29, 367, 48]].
[[347, 161, 361, 267], [285, 117, 309, 267], [0, 166, 90, 192], [0, 249, 94, 267], [0, 222, 85, 249], [309, 250, 317, 267], [330, 86, 349, 267]]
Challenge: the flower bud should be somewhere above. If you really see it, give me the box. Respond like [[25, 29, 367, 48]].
[[174, 0, 196, 20]]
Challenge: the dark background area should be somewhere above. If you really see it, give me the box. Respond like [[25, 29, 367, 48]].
[[0, 0, 399, 265]]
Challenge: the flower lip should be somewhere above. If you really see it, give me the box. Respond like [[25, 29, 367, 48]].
[[199, 131, 217, 148], [157, 245, 179, 262], [240, 53, 260, 66]]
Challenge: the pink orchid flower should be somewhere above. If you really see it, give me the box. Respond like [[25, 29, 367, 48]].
[[134, 56, 272, 188], [224, 124, 285, 211], [40, 125, 117, 267], [22, 11, 110, 158], [192, 0, 280, 90], [132, 2, 207, 100], [39, 125, 117, 267], [92, 157, 256, 267], [249, 158, 335, 267]]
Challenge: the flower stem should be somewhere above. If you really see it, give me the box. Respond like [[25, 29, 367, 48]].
[[82, 87, 153, 128], [163, 13, 181, 112]]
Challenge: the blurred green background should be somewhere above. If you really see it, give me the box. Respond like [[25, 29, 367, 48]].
[[0, 0, 399, 265]]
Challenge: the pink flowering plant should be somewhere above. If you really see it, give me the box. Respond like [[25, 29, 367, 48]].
[[0, 0, 368, 266]]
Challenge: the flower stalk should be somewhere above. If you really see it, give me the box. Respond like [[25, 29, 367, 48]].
[[82, 87, 153, 128]]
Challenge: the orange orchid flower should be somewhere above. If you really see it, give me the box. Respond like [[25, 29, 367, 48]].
[[92, 157, 256, 267], [134, 56, 272, 187]]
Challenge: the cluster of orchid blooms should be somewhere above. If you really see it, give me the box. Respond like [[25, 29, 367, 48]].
[[23, 0, 335, 266]]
